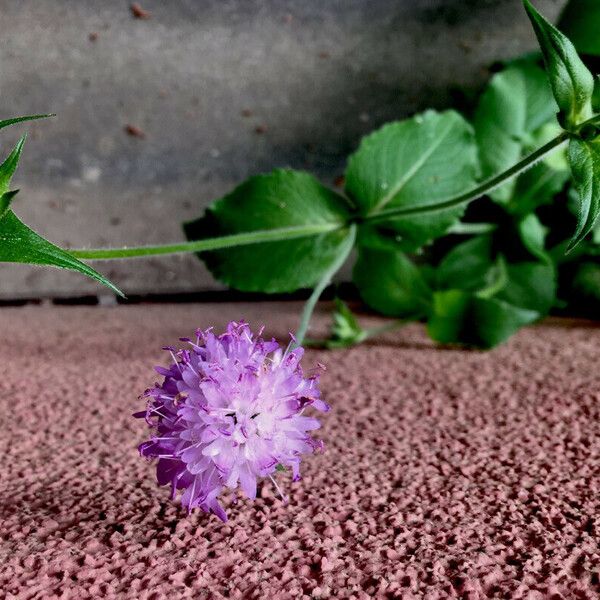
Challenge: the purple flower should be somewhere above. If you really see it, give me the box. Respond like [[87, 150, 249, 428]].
[[135, 321, 328, 522]]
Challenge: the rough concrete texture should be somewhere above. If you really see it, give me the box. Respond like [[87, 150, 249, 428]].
[[1, 302, 599, 598], [0, 0, 565, 298]]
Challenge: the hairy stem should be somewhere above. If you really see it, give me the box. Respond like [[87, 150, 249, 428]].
[[362, 132, 569, 225], [69, 131, 569, 262], [294, 224, 357, 346], [69, 223, 343, 259]]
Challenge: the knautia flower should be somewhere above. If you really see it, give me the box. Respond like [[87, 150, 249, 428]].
[[135, 321, 328, 522]]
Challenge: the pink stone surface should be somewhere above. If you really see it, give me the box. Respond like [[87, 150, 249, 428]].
[[1, 303, 599, 599]]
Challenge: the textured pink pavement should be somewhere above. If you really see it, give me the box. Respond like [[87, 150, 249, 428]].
[[1, 303, 600, 599]]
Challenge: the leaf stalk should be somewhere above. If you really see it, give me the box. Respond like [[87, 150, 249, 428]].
[[70, 132, 573, 261]]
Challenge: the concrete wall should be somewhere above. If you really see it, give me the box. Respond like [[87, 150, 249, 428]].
[[0, 0, 564, 298]]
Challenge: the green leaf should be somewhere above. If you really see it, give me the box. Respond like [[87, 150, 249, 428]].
[[345, 110, 478, 249], [0, 114, 53, 131], [572, 261, 600, 300], [0, 209, 122, 296], [0, 135, 26, 195], [507, 161, 569, 215], [435, 235, 494, 292], [567, 137, 600, 250], [593, 218, 600, 245], [428, 226, 555, 346], [325, 299, 368, 348], [531, 122, 570, 171], [496, 261, 556, 313], [0, 190, 19, 220], [0, 112, 120, 295], [475, 62, 557, 202], [523, 0, 594, 129], [435, 221, 554, 306], [558, 0, 600, 56], [320, 298, 407, 349], [476, 256, 509, 299], [184, 169, 351, 293], [331, 299, 363, 338], [427, 289, 538, 348], [353, 245, 432, 317], [517, 213, 550, 262]]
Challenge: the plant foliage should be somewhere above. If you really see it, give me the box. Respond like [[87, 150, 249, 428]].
[[0, 117, 122, 295], [3, 0, 600, 349], [180, 0, 600, 348]]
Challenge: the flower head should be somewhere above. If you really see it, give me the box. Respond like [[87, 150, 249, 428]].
[[135, 321, 328, 522]]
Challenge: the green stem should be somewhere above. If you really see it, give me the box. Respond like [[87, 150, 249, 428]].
[[69, 223, 343, 259], [361, 319, 407, 342], [68, 130, 569, 262], [294, 224, 357, 346], [362, 132, 569, 225]]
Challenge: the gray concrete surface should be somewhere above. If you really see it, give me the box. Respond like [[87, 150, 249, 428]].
[[0, 0, 564, 298]]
